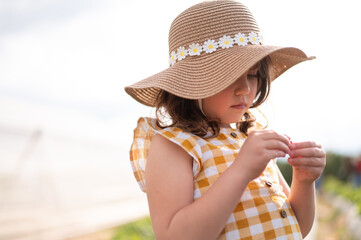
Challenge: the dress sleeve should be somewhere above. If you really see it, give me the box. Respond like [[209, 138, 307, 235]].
[[129, 117, 202, 192]]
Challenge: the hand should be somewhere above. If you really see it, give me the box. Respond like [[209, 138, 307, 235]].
[[235, 130, 291, 181], [288, 141, 326, 184]]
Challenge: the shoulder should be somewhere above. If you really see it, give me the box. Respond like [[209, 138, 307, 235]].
[[138, 117, 202, 161], [133, 117, 203, 181], [149, 133, 192, 162], [146, 133, 194, 200], [130, 117, 197, 192]]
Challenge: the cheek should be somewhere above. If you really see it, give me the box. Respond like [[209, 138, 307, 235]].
[[249, 81, 259, 99], [203, 90, 231, 116], [204, 97, 222, 112]]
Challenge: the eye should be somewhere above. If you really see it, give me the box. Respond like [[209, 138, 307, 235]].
[[247, 73, 258, 79]]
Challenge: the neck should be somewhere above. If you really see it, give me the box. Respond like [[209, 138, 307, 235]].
[[219, 123, 232, 128]]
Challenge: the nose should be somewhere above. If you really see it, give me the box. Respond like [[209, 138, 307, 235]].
[[234, 76, 250, 95]]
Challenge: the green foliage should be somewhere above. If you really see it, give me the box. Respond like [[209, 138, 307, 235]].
[[324, 152, 347, 177], [323, 176, 361, 215], [112, 217, 155, 240], [277, 160, 293, 186]]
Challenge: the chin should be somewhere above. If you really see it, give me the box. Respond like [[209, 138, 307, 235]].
[[223, 117, 243, 124]]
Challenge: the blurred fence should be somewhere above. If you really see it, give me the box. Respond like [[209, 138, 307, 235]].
[[0, 125, 148, 240]]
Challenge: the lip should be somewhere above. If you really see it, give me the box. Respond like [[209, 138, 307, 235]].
[[231, 102, 247, 109]]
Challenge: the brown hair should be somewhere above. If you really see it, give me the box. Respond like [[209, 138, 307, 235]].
[[155, 56, 271, 137]]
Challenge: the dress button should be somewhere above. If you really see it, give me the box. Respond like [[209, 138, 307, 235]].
[[265, 181, 273, 187], [230, 132, 237, 138], [280, 210, 287, 218]]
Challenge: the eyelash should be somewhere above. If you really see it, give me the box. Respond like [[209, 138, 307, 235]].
[[247, 73, 258, 79]]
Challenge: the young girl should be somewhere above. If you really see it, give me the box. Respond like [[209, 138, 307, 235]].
[[125, 1, 326, 239]]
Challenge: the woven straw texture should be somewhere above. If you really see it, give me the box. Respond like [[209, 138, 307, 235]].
[[125, 0, 313, 107]]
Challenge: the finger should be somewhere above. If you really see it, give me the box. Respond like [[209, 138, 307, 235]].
[[290, 147, 325, 158], [284, 134, 291, 140], [261, 130, 290, 147], [290, 141, 322, 150], [291, 165, 324, 179], [266, 149, 289, 160], [288, 157, 326, 168], [264, 139, 291, 154]]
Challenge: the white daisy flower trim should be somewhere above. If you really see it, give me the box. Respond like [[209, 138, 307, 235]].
[[169, 32, 263, 66], [203, 39, 218, 53], [189, 43, 203, 56], [248, 32, 260, 45], [219, 35, 234, 49], [169, 51, 177, 66], [235, 33, 248, 46], [177, 46, 187, 61]]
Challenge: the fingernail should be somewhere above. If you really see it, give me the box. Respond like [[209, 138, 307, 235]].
[[289, 143, 295, 150]]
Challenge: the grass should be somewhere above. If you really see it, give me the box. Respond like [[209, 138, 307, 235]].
[[323, 176, 361, 215], [67, 217, 155, 240], [111, 217, 155, 240], [316, 195, 358, 240]]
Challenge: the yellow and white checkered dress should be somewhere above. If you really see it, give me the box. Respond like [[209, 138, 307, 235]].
[[130, 117, 302, 240]]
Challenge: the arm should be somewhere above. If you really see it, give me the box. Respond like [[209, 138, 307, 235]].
[[146, 133, 251, 240], [280, 141, 326, 238], [146, 131, 291, 240]]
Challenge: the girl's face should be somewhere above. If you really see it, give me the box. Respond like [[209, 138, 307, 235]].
[[202, 65, 259, 125]]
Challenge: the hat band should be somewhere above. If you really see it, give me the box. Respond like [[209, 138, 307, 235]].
[[169, 32, 263, 66]]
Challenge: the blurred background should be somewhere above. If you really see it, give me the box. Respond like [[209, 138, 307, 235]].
[[1, 0, 360, 239]]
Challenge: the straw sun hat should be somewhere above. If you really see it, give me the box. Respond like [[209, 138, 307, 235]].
[[125, 0, 314, 107]]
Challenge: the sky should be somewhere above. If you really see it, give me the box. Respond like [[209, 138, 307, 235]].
[[0, 0, 360, 155]]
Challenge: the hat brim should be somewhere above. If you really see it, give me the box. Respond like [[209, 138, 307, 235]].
[[125, 45, 314, 107]]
